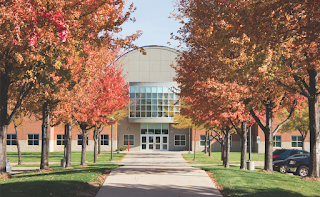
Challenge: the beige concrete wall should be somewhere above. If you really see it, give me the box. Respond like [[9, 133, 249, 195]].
[[117, 46, 179, 83], [117, 118, 141, 151], [7, 140, 42, 152], [169, 126, 190, 151]]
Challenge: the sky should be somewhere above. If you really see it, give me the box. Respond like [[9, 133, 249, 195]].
[[119, 0, 182, 50]]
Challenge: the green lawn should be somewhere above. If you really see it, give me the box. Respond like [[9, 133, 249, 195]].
[[201, 165, 320, 197], [7, 151, 125, 164], [182, 152, 264, 164], [0, 163, 120, 197]]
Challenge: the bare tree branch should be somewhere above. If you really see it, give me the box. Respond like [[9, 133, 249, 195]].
[[273, 101, 297, 135], [250, 108, 267, 133]]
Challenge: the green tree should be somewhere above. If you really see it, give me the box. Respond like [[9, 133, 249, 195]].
[[279, 107, 309, 151]]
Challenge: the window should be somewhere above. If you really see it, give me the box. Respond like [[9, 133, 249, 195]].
[[273, 136, 281, 147], [101, 135, 109, 145], [77, 135, 88, 145], [140, 123, 169, 135], [28, 134, 39, 146], [56, 135, 65, 145], [200, 135, 210, 146], [129, 86, 180, 118], [174, 135, 186, 146], [124, 135, 134, 146], [291, 136, 303, 148], [7, 134, 17, 146]]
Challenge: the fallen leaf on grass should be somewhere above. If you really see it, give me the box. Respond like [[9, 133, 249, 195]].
[[302, 177, 320, 181], [0, 174, 12, 180]]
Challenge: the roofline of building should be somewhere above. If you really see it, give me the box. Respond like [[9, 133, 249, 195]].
[[115, 45, 180, 62]]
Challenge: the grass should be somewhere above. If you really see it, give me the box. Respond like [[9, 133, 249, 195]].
[[6, 151, 125, 164], [201, 165, 320, 197], [182, 152, 264, 164], [0, 163, 120, 197]]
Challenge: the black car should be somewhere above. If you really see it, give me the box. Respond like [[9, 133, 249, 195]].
[[273, 149, 309, 161], [286, 156, 310, 177], [273, 154, 309, 173]]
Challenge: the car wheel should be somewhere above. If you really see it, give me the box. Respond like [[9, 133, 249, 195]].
[[279, 165, 286, 173], [297, 166, 309, 177]]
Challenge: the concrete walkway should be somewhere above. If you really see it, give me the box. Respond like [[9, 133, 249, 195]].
[[95, 151, 223, 197]]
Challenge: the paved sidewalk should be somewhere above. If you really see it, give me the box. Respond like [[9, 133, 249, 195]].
[[95, 151, 223, 197]]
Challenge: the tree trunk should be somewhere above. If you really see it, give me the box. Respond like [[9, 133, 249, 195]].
[[221, 139, 224, 161], [40, 101, 50, 170], [98, 132, 101, 154], [93, 128, 98, 163], [307, 69, 320, 178], [13, 121, 22, 165], [225, 127, 230, 168], [204, 131, 207, 154], [64, 123, 72, 168], [0, 125, 8, 174], [208, 131, 211, 157], [80, 130, 88, 166], [264, 105, 273, 173], [240, 122, 247, 170], [0, 73, 9, 174]]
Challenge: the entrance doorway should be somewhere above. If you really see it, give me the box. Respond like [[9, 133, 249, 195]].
[[141, 135, 168, 151], [140, 123, 169, 151]]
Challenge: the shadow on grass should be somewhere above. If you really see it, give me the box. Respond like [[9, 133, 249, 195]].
[[0, 180, 97, 197], [12, 164, 119, 179]]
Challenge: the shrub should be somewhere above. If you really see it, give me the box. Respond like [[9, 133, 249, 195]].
[[116, 146, 127, 151]]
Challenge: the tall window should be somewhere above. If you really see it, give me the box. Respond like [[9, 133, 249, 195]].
[[28, 134, 39, 146], [7, 134, 17, 145], [291, 136, 303, 148], [200, 135, 210, 146], [273, 136, 281, 147], [174, 135, 186, 146], [124, 135, 134, 146], [129, 86, 180, 118], [57, 135, 65, 145], [101, 135, 109, 145], [77, 135, 88, 145]]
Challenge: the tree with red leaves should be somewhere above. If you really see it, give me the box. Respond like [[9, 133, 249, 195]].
[[0, 0, 141, 174]]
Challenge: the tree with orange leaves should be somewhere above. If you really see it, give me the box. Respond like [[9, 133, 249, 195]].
[[177, 0, 320, 177], [0, 0, 141, 174], [171, 0, 305, 172]]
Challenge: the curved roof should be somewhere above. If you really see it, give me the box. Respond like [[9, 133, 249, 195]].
[[116, 45, 180, 83]]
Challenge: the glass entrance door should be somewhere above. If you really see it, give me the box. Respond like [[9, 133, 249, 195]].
[[155, 136, 161, 150], [140, 123, 169, 151], [140, 135, 169, 151]]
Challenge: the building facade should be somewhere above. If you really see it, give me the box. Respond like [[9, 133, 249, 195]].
[[6, 116, 116, 152], [6, 45, 310, 153]]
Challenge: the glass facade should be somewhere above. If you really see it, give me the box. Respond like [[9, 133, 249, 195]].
[[129, 86, 180, 118]]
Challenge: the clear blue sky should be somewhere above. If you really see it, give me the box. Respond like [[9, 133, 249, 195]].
[[119, 0, 181, 50]]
